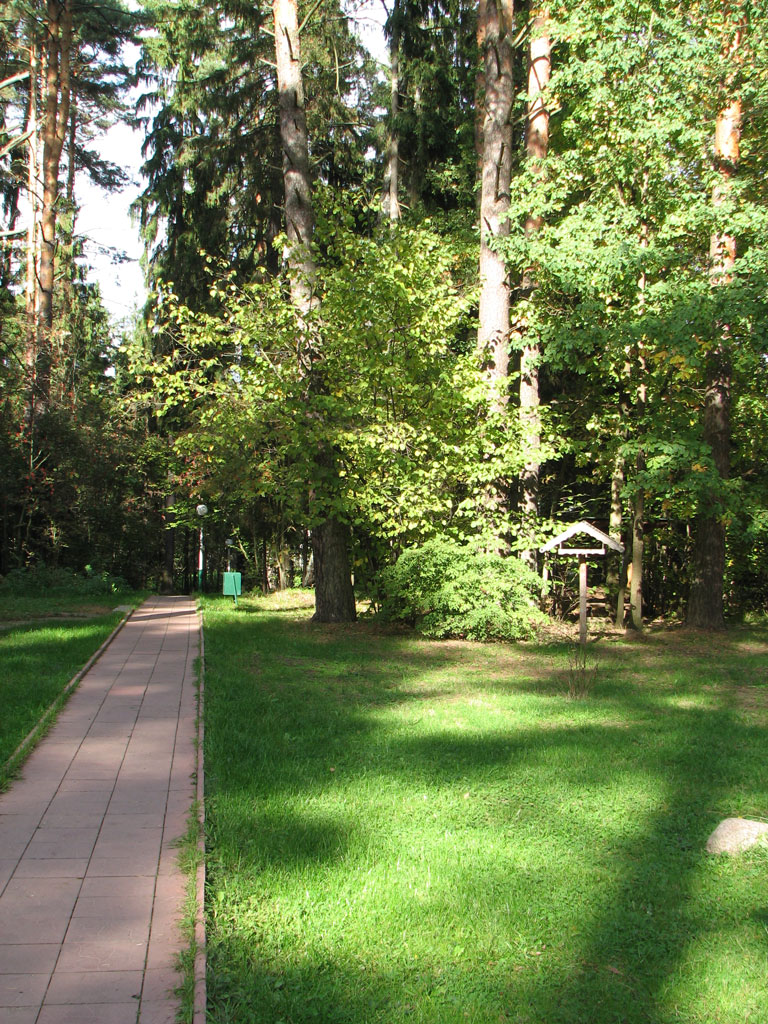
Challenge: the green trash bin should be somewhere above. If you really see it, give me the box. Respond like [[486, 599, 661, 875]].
[[222, 571, 242, 605]]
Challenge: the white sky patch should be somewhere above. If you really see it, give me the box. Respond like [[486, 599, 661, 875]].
[[77, 116, 146, 324], [349, 0, 390, 66]]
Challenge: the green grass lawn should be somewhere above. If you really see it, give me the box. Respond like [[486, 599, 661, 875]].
[[201, 593, 768, 1024], [0, 588, 138, 623], [0, 589, 144, 785]]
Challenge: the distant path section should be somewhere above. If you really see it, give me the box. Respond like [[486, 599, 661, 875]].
[[0, 595, 200, 1024]]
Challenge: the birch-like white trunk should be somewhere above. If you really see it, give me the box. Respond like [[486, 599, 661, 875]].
[[476, 0, 514, 547]]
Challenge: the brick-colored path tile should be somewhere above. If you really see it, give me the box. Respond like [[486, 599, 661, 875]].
[[0, 597, 200, 1024]]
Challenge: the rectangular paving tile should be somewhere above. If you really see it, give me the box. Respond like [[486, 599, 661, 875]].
[[0, 859, 18, 891], [92, 833, 162, 862], [39, 809, 107, 829], [0, 908, 72, 945], [78, 876, 155, 901], [0, 944, 60, 974], [0, 1006, 39, 1022], [25, 827, 99, 860], [45, 969, 143, 1004], [72, 893, 154, 921], [139, 966, 179, 1003], [64, 917, 149, 945], [0, 789, 51, 815], [0, 818, 39, 859], [37, 1003, 141, 1023], [0, 972, 50, 1007], [54, 937, 148, 973], [0, 876, 81, 906], [138, 998, 178, 1023], [12, 858, 89, 879], [105, 799, 167, 819], [57, 778, 114, 794], [86, 854, 160, 877]]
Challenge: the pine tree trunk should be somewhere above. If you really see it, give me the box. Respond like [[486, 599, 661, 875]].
[[37, 0, 72, 407], [25, 38, 39, 393], [407, 84, 426, 209], [687, 96, 739, 629], [381, 0, 401, 223], [474, 1, 487, 211], [61, 85, 77, 326], [272, 0, 355, 622], [519, 7, 550, 567]]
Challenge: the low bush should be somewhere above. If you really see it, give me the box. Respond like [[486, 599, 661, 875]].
[[379, 537, 546, 641], [0, 565, 129, 596]]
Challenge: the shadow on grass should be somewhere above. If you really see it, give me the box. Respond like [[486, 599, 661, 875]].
[[202, 602, 768, 1024]]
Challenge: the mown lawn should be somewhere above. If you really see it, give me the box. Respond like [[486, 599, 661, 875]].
[[0, 588, 137, 623], [201, 593, 768, 1024], [0, 591, 143, 785]]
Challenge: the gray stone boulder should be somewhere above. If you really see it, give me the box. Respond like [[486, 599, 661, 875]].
[[706, 818, 768, 855]]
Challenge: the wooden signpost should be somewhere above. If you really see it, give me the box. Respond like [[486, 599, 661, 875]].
[[541, 522, 624, 644]]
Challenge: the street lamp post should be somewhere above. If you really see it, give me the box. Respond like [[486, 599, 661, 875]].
[[196, 504, 208, 590]]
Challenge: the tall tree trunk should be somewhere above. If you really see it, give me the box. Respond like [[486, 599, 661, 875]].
[[311, 519, 357, 622], [629, 453, 645, 630], [272, 0, 356, 622], [25, 38, 40, 393], [381, 0, 401, 223], [608, 451, 625, 627], [474, 0, 487, 211], [160, 490, 175, 593], [37, 0, 72, 408], [476, 0, 515, 546], [687, 90, 740, 628], [60, 84, 77, 326], [519, 6, 550, 567], [406, 84, 426, 209], [626, 213, 649, 631], [477, 0, 514, 400]]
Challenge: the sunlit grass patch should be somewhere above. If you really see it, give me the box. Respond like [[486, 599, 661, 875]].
[[0, 613, 125, 783], [201, 594, 768, 1024]]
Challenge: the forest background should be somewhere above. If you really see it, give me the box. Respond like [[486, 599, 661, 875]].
[[1, 0, 767, 633]]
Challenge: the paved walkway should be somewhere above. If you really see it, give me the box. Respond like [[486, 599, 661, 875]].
[[0, 596, 201, 1024]]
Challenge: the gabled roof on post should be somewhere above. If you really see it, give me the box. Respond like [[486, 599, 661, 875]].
[[540, 521, 624, 555]]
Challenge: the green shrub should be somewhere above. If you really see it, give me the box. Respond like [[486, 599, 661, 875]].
[[379, 538, 547, 641], [0, 565, 129, 596]]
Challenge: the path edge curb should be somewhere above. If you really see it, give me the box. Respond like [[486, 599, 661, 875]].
[[1, 606, 134, 782], [193, 602, 207, 1024]]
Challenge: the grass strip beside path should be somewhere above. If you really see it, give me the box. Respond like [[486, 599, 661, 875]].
[[202, 593, 768, 1024], [0, 589, 141, 624], [0, 610, 127, 785]]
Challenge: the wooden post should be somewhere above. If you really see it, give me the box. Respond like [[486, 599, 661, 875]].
[[579, 555, 588, 645], [540, 523, 624, 645]]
